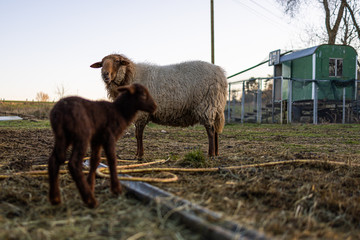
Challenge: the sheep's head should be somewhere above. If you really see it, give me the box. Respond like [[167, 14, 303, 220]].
[[90, 54, 134, 86]]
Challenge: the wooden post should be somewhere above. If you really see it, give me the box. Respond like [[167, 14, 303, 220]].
[[211, 0, 215, 64]]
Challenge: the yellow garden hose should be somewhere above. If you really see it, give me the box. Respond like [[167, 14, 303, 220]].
[[1, 158, 359, 182], [96, 159, 360, 175]]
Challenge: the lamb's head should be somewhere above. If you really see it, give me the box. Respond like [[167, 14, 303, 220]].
[[90, 54, 135, 86], [117, 84, 157, 114]]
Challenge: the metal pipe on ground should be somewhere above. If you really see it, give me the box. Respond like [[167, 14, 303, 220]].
[[84, 160, 269, 240]]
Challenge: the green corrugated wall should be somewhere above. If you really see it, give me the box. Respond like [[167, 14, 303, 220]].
[[283, 45, 357, 101]]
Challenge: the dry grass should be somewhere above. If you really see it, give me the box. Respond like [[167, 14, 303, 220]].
[[0, 174, 200, 240], [0, 100, 54, 119], [1, 122, 360, 239]]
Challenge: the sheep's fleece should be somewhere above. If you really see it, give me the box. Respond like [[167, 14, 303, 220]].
[[99, 55, 228, 133]]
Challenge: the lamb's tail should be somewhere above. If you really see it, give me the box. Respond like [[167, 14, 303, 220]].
[[214, 110, 225, 134]]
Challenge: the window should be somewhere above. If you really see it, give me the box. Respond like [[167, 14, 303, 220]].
[[329, 58, 343, 77]]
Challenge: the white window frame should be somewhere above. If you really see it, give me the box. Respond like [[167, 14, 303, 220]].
[[329, 58, 343, 77]]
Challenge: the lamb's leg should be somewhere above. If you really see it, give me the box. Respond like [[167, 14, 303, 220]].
[[135, 122, 146, 159], [215, 131, 219, 156], [103, 137, 122, 195], [87, 143, 101, 193], [68, 141, 98, 208], [48, 150, 62, 205], [205, 125, 215, 157], [48, 138, 67, 205]]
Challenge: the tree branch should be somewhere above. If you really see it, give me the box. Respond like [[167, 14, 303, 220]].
[[322, 0, 346, 44], [345, 1, 360, 40]]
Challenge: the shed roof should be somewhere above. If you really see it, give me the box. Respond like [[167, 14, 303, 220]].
[[280, 45, 319, 63]]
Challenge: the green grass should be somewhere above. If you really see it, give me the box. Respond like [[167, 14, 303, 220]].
[[0, 100, 54, 119], [344, 139, 360, 145], [0, 120, 50, 129], [180, 148, 209, 168], [225, 123, 360, 139]]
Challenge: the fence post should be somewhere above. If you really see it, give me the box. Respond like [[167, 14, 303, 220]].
[[241, 81, 245, 123], [342, 87, 346, 124], [313, 81, 318, 124], [257, 79, 262, 123], [227, 83, 231, 123], [287, 78, 292, 123], [271, 77, 275, 123], [280, 77, 283, 124]]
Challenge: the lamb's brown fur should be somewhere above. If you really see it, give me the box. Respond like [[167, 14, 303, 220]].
[[47, 84, 156, 208], [91, 54, 227, 158]]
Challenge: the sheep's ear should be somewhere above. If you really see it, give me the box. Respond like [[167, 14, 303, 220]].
[[90, 62, 102, 68], [120, 59, 130, 66]]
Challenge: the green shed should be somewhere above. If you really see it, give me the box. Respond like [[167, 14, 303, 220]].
[[273, 44, 358, 102]]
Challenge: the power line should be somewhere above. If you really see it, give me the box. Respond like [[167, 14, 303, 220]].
[[231, 0, 294, 32], [248, 0, 285, 21]]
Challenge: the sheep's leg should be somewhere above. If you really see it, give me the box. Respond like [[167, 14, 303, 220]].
[[215, 131, 219, 156], [205, 125, 216, 157], [87, 143, 101, 193], [103, 138, 122, 195], [135, 123, 146, 159], [48, 150, 62, 205], [68, 141, 98, 208]]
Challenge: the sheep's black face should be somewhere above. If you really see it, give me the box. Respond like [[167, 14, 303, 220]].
[[136, 86, 157, 114], [139, 94, 157, 114], [117, 84, 157, 114]]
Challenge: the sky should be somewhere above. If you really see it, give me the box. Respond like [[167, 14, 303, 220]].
[[0, 0, 322, 101]]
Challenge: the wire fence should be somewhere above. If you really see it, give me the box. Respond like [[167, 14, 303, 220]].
[[226, 77, 360, 124]]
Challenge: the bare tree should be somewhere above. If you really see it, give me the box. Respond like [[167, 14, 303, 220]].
[[323, 0, 346, 44], [279, 0, 303, 17], [277, 0, 360, 47], [55, 84, 67, 100], [36, 92, 50, 102], [344, 1, 360, 40]]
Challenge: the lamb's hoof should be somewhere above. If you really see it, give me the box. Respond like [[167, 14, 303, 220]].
[[111, 185, 122, 195], [86, 198, 99, 208], [50, 196, 61, 206]]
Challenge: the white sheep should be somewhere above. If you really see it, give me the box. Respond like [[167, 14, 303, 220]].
[[90, 54, 227, 158]]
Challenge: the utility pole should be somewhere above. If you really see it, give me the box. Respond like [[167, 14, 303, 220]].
[[211, 0, 215, 64]]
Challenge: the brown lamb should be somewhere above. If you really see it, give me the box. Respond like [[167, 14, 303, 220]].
[[47, 83, 157, 208]]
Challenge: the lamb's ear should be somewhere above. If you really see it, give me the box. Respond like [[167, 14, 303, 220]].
[[117, 85, 135, 95], [117, 86, 128, 94], [90, 62, 102, 68]]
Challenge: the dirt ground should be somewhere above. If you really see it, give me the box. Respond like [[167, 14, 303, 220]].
[[1, 122, 360, 239]]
